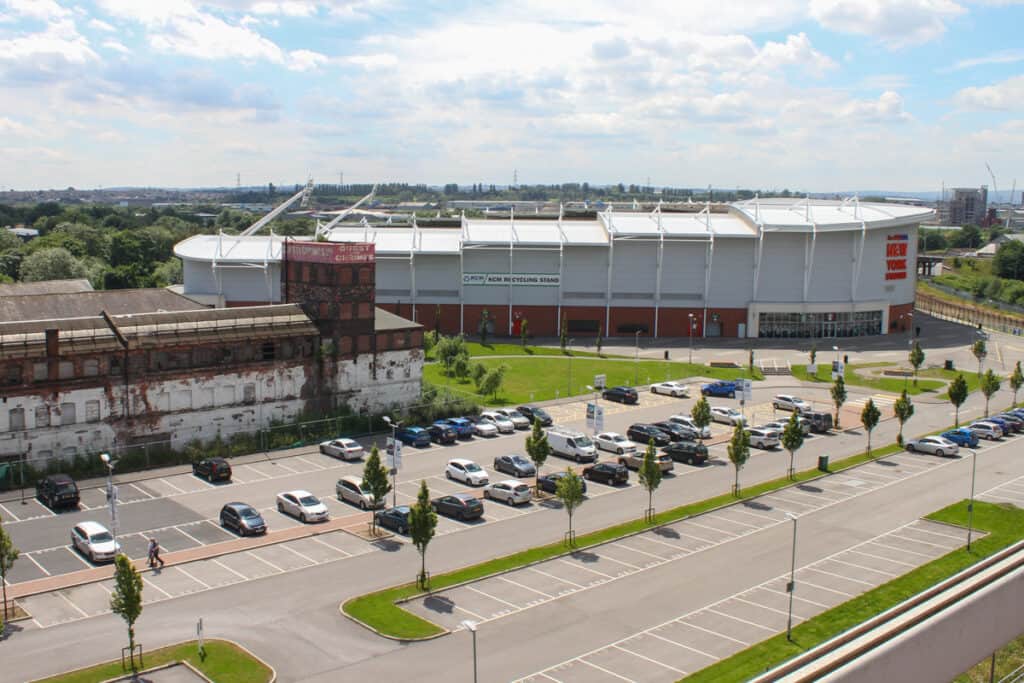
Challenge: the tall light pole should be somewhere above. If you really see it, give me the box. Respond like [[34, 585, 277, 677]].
[[967, 448, 978, 551], [567, 337, 575, 396], [634, 330, 641, 385], [460, 619, 478, 683], [100, 452, 118, 547], [382, 416, 401, 508], [786, 512, 798, 641], [688, 313, 696, 365]]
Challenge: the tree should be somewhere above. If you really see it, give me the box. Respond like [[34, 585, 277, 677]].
[[893, 391, 914, 446], [691, 397, 712, 443], [110, 554, 144, 672], [525, 418, 551, 492], [435, 335, 468, 375], [908, 341, 925, 387], [831, 376, 847, 429], [409, 480, 437, 589], [972, 338, 987, 377], [638, 439, 662, 520], [781, 411, 804, 480], [949, 374, 969, 426], [452, 355, 470, 381], [0, 514, 19, 627], [596, 323, 603, 356], [981, 369, 1001, 417], [479, 364, 507, 399], [727, 422, 750, 496], [555, 468, 585, 545], [520, 318, 529, 348], [422, 330, 438, 359], [434, 304, 442, 336], [560, 315, 568, 351], [1011, 361, 1023, 407], [860, 398, 881, 455], [993, 240, 1024, 280], [471, 362, 487, 389], [479, 308, 491, 346], [19, 247, 89, 282], [362, 446, 392, 533], [809, 345, 817, 367]]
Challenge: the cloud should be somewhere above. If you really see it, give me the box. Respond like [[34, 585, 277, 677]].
[[250, 1, 317, 16], [102, 39, 130, 54], [809, 0, 966, 48], [88, 18, 116, 32], [0, 115, 38, 137], [0, 18, 99, 81], [3, 0, 70, 21], [944, 49, 1024, 72], [954, 75, 1024, 111], [287, 48, 327, 71]]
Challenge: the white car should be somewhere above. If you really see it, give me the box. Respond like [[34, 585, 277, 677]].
[[483, 480, 532, 505], [711, 406, 745, 425], [480, 411, 516, 433], [493, 408, 531, 430], [71, 521, 121, 563], [595, 432, 637, 455], [745, 427, 780, 449], [319, 438, 365, 460], [762, 417, 811, 436], [668, 414, 712, 439], [905, 436, 959, 457], [773, 394, 811, 413], [471, 418, 499, 437], [335, 475, 381, 509], [446, 458, 490, 486], [276, 490, 330, 523], [969, 421, 1003, 440], [650, 381, 690, 397]]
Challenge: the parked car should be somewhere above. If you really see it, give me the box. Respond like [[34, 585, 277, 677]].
[[71, 521, 120, 563], [602, 386, 639, 404], [395, 426, 432, 447], [626, 424, 671, 447], [445, 458, 490, 486], [668, 414, 712, 439], [537, 470, 587, 494], [762, 417, 811, 436], [710, 406, 745, 425], [985, 416, 1012, 435], [375, 506, 411, 534], [483, 480, 532, 505], [618, 450, 674, 472], [1007, 408, 1024, 421], [941, 428, 979, 448], [469, 416, 499, 438], [546, 427, 599, 462], [276, 490, 329, 523], [650, 381, 690, 397], [36, 473, 80, 509], [191, 457, 232, 482], [970, 421, 1004, 440], [493, 454, 537, 477], [219, 502, 267, 536], [432, 492, 485, 520], [442, 417, 476, 439], [318, 438, 364, 460], [582, 462, 629, 485], [663, 441, 710, 466], [336, 475, 382, 509], [480, 411, 516, 434], [653, 420, 698, 442], [905, 436, 960, 457], [595, 432, 637, 454], [997, 413, 1024, 432], [428, 422, 458, 444], [516, 405, 553, 427], [493, 408, 531, 429], [805, 411, 834, 433], [701, 381, 737, 398], [772, 394, 811, 413], [745, 427, 780, 450]]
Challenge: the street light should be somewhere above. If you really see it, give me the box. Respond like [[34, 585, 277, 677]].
[[382, 416, 401, 508], [100, 452, 118, 547], [785, 512, 798, 641], [460, 619, 478, 683], [567, 338, 576, 396], [967, 448, 978, 551], [634, 330, 641, 386], [688, 313, 696, 365]]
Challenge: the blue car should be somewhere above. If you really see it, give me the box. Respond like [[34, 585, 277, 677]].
[[442, 417, 475, 439], [986, 416, 1011, 435], [701, 381, 738, 398], [941, 428, 979, 448], [1007, 409, 1024, 421], [395, 426, 431, 447]]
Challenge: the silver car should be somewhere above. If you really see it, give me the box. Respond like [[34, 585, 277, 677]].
[[745, 427, 780, 449], [762, 418, 811, 436], [276, 490, 330, 523], [711, 406, 745, 425], [494, 408, 531, 430], [480, 411, 516, 433], [669, 415, 712, 439], [483, 480, 532, 505], [905, 436, 960, 457], [319, 438, 365, 460], [71, 521, 121, 563], [969, 421, 1003, 440], [335, 475, 381, 509]]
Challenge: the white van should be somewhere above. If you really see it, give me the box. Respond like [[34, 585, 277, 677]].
[[545, 426, 598, 463]]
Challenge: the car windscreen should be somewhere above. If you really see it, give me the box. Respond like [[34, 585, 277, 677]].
[[239, 507, 261, 519], [575, 436, 593, 447], [56, 482, 77, 493], [465, 463, 481, 472], [90, 531, 113, 543], [507, 410, 524, 419], [299, 495, 320, 506], [534, 408, 550, 419]]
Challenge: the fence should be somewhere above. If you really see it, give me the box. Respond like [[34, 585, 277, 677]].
[[916, 291, 1024, 336]]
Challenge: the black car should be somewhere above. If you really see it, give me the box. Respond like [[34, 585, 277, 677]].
[[652, 421, 697, 442], [192, 457, 232, 482], [36, 474, 80, 509], [516, 405, 553, 427], [537, 471, 587, 495], [626, 424, 671, 448], [375, 505, 412, 534], [493, 454, 537, 477], [427, 423, 458, 444], [663, 441, 710, 466], [431, 493, 484, 521], [602, 386, 638, 404], [220, 502, 267, 536], [582, 462, 629, 485]]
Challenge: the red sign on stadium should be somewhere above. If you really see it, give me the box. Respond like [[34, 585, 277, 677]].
[[285, 240, 375, 264], [885, 234, 908, 281]]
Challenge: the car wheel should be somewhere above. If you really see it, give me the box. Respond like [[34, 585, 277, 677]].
[[687, 455, 695, 465], [617, 447, 623, 455], [207, 471, 214, 483], [399, 524, 407, 534], [89, 550, 96, 563], [575, 454, 582, 463], [300, 513, 306, 523], [729, 392, 735, 398], [906, 443, 915, 452], [359, 500, 367, 510], [935, 449, 944, 457], [446, 470, 452, 479], [483, 490, 490, 499], [277, 501, 284, 512]]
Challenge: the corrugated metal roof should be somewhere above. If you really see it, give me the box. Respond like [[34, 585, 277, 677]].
[[0, 279, 93, 296], [375, 307, 421, 332], [0, 289, 201, 324]]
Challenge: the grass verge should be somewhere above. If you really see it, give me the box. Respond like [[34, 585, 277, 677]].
[[791, 363, 945, 395], [955, 630, 1024, 682], [684, 500, 1024, 681], [33, 639, 272, 683]]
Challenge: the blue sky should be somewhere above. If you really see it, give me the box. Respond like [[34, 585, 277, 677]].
[[1, 0, 1022, 193]]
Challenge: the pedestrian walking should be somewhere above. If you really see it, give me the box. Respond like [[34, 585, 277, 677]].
[[148, 538, 164, 569]]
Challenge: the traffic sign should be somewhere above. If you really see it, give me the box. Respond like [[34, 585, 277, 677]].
[[386, 438, 402, 471], [594, 374, 606, 390], [586, 403, 605, 432]]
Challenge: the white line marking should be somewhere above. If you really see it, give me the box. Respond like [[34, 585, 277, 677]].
[[645, 631, 718, 660], [158, 478, 186, 495], [757, 585, 831, 609], [705, 513, 761, 530], [248, 550, 285, 573], [128, 483, 155, 499], [613, 540, 675, 561], [612, 644, 686, 674], [585, 551, 641, 571], [211, 559, 248, 581], [450, 602, 485, 621], [826, 557, 898, 577], [466, 585, 520, 610], [846, 549, 916, 569], [24, 552, 51, 576], [57, 591, 90, 618], [869, 540, 938, 560], [500, 576, 553, 598], [528, 567, 585, 589], [173, 525, 204, 546], [174, 566, 211, 590], [729, 507, 782, 523], [631, 534, 692, 554], [683, 520, 738, 538], [308, 536, 352, 557], [0, 502, 22, 522], [557, 558, 613, 579], [706, 607, 777, 633], [577, 658, 634, 682], [679, 620, 750, 646], [65, 546, 93, 569], [296, 456, 328, 470], [795, 578, 854, 598], [270, 460, 299, 473], [142, 576, 172, 598], [886, 533, 954, 551], [280, 544, 318, 565], [801, 567, 874, 587], [732, 596, 797, 620], [907, 524, 971, 542]]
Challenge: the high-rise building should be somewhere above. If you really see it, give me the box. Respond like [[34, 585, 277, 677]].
[[941, 186, 988, 226]]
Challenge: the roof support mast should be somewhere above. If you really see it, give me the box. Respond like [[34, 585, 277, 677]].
[[315, 184, 379, 239], [240, 178, 314, 237]]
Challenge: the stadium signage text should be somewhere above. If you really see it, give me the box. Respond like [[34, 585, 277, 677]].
[[885, 234, 908, 281], [463, 273, 561, 286], [285, 241, 375, 264]]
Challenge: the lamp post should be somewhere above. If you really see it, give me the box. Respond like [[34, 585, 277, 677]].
[[785, 512, 798, 641], [688, 313, 696, 365], [567, 338, 575, 396], [382, 416, 401, 508], [634, 330, 641, 386], [100, 452, 118, 547], [967, 448, 977, 551], [460, 619, 478, 683]]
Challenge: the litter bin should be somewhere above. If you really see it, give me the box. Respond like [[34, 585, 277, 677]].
[[944, 360, 955, 370], [664, 350, 669, 360], [818, 455, 829, 472]]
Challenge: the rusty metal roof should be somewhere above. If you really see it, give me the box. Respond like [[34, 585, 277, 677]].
[[0, 288, 198, 323], [0, 279, 94, 296]]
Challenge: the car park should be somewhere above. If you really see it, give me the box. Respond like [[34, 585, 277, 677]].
[[762, 417, 811, 436], [318, 438, 365, 460], [480, 411, 516, 433], [745, 427, 780, 449], [653, 420, 699, 442], [668, 415, 712, 439], [442, 417, 476, 439], [1008, 408, 1024, 421], [493, 408, 531, 429], [219, 502, 268, 536], [663, 440, 709, 466], [432, 492, 485, 520], [493, 454, 536, 477], [595, 432, 637, 454], [469, 416, 499, 437], [905, 436, 960, 457], [582, 462, 629, 485], [997, 413, 1024, 432], [941, 428, 979, 448], [483, 480, 532, 505], [602, 386, 639, 404], [395, 426, 432, 447], [970, 421, 1004, 440], [986, 416, 1012, 435], [516, 405, 553, 426], [804, 411, 834, 433], [276, 490, 329, 523], [650, 381, 690, 397], [773, 394, 811, 413], [375, 506, 411, 534], [701, 381, 737, 398], [36, 474, 80, 509], [546, 427, 599, 462], [335, 475, 382, 509], [618, 450, 674, 472], [427, 422, 458, 444], [626, 423, 671, 447], [191, 457, 232, 482], [446, 458, 490, 486], [537, 471, 587, 494], [71, 521, 121, 563], [710, 406, 745, 425]]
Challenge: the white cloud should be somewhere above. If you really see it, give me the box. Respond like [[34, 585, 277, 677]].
[[88, 18, 116, 32], [0, 115, 38, 137], [287, 48, 327, 71], [955, 75, 1024, 111], [102, 39, 130, 54], [945, 49, 1024, 71], [251, 1, 317, 16], [809, 0, 966, 48], [0, 18, 98, 68], [3, 0, 70, 21]]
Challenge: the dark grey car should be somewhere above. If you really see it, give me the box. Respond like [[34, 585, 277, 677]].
[[493, 454, 537, 477]]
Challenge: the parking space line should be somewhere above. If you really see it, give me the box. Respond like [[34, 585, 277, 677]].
[[158, 478, 187, 495], [684, 520, 738, 538], [212, 558, 248, 581], [646, 632, 718, 660], [706, 513, 760, 530], [295, 456, 328, 470], [577, 658, 634, 682], [982, 492, 1024, 504], [65, 546, 93, 569], [847, 548, 916, 568], [706, 607, 776, 633], [557, 558, 613, 580], [142, 577, 172, 599], [634, 534, 692, 553], [797, 578, 854, 598], [759, 585, 830, 609], [773, 488, 829, 503], [803, 567, 873, 587], [588, 551, 642, 571], [612, 644, 686, 675], [613, 541, 672, 561], [499, 576, 552, 598], [765, 493, 820, 510], [308, 536, 351, 558], [467, 585, 520, 610], [128, 483, 156, 499], [869, 540, 936, 559], [174, 525, 205, 546], [528, 567, 584, 589], [24, 553, 51, 576], [451, 602, 485, 621], [249, 551, 284, 574], [280, 544, 318, 565], [886, 533, 953, 551], [730, 507, 781, 523], [57, 590, 90, 619], [680, 620, 750, 646], [733, 596, 798, 620], [175, 566, 211, 590], [828, 557, 898, 577], [0, 502, 22, 522], [906, 524, 968, 543]]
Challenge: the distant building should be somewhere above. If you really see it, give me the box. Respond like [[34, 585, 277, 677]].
[[941, 187, 988, 227]]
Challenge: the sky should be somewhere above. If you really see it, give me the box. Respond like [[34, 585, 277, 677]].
[[1, 0, 1023, 193]]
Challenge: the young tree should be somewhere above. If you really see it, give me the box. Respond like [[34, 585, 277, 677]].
[[409, 480, 438, 589], [860, 398, 881, 455], [434, 304, 442, 336], [972, 338, 987, 377], [559, 315, 568, 351], [363, 446, 392, 533], [893, 390, 914, 446], [423, 330, 438, 360], [596, 323, 603, 357], [1011, 360, 1024, 407], [691, 397, 712, 443], [0, 514, 19, 626], [525, 418, 551, 493], [479, 364, 508, 399], [781, 411, 805, 480], [555, 468, 585, 545], [981, 369, 1001, 417], [808, 345, 817, 369], [452, 355, 470, 381], [479, 308, 491, 346], [638, 439, 662, 520], [831, 375, 847, 429], [908, 341, 925, 387], [727, 422, 750, 496], [471, 362, 487, 389], [949, 373, 969, 426], [109, 554, 144, 672], [520, 318, 529, 348]]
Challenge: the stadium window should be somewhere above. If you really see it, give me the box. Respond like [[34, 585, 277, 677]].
[[83, 359, 99, 377], [33, 362, 47, 382], [9, 408, 25, 431], [109, 355, 122, 375], [58, 361, 74, 379], [358, 267, 372, 285], [261, 342, 276, 361], [243, 383, 256, 403], [85, 400, 100, 423], [60, 402, 76, 426], [35, 405, 50, 428], [4, 364, 20, 385]]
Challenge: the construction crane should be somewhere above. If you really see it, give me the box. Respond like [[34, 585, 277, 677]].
[[314, 184, 379, 239], [239, 178, 314, 237], [986, 163, 1018, 230]]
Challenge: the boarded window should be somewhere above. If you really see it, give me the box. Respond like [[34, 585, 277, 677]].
[[340, 302, 353, 319], [216, 385, 235, 406], [358, 267, 372, 285], [4, 364, 20, 385], [193, 347, 216, 366], [9, 408, 25, 431], [261, 342, 275, 361], [109, 355, 122, 374], [58, 361, 74, 379], [243, 383, 256, 403], [358, 335, 371, 353], [338, 267, 352, 285], [61, 446, 77, 460], [85, 400, 101, 423], [35, 405, 50, 427], [339, 336, 352, 355], [358, 302, 372, 319], [33, 362, 47, 382], [83, 359, 99, 376], [60, 402, 76, 426]]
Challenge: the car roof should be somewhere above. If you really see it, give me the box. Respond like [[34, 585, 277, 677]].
[[452, 492, 478, 501], [224, 501, 257, 511], [392, 505, 411, 513], [46, 473, 75, 483], [405, 426, 426, 432], [497, 479, 525, 486], [339, 475, 363, 485], [282, 489, 313, 497], [77, 520, 109, 534], [449, 458, 475, 466]]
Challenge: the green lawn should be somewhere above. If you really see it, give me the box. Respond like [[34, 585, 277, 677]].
[[791, 363, 945, 395], [918, 367, 984, 397], [33, 639, 272, 683], [684, 500, 1024, 681]]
